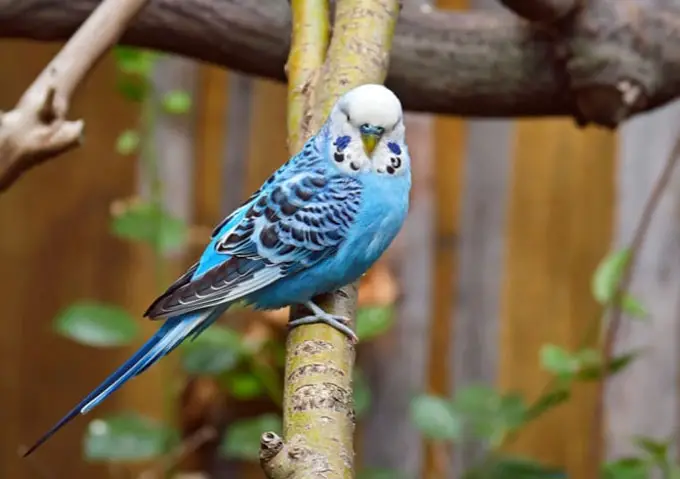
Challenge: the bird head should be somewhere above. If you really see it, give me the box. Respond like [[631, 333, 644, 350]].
[[326, 84, 409, 177]]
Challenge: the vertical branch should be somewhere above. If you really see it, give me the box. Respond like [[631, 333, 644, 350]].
[[260, 1, 399, 478], [286, 0, 330, 151], [312, 0, 399, 124]]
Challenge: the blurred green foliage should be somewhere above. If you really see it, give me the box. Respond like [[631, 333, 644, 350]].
[[83, 413, 177, 462], [54, 301, 139, 347], [408, 247, 673, 478]]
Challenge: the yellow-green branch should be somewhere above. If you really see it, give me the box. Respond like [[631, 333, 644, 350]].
[[260, 0, 399, 478], [312, 0, 399, 126], [286, 0, 330, 152]]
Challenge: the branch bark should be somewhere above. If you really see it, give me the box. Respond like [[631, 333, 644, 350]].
[[2, 0, 680, 127], [0, 0, 151, 192], [285, 0, 330, 151], [258, 0, 398, 477]]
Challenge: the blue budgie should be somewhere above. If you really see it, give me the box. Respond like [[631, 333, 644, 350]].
[[24, 83, 411, 456]]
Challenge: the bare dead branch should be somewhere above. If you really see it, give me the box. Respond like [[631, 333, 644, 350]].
[[0, 0, 151, 192], [497, 0, 580, 22], [588, 127, 680, 470]]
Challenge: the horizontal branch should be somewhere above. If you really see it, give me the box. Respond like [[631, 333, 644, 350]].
[[497, 0, 580, 23], [2, 0, 680, 127]]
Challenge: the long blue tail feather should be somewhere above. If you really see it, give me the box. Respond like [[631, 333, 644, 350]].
[[23, 308, 221, 457]]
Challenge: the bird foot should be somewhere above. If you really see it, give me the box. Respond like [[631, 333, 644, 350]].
[[288, 302, 359, 344]]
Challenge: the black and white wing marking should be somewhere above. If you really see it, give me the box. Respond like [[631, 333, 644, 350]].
[[144, 172, 363, 318]]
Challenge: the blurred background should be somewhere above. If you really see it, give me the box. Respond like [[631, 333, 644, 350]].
[[2, 1, 679, 479]]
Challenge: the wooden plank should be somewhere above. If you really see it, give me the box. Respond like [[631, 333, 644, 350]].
[[0, 41, 151, 478], [221, 73, 255, 213], [149, 56, 199, 241], [149, 56, 201, 478], [245, 79, 288, 190], [427, 111, 465, 479], [361, 112, 436, 478], [193, 66, 229, 228], [426, 0, 469, 476], [606, 102, 680, 460], [450, 114, 513, 476], [500, 119, 615, 478]]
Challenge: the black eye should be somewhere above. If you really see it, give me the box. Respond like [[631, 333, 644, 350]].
[[360, 124, 385, 135]]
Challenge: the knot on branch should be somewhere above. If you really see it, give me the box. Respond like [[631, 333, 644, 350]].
[[0, 86, 83, 192], [260, 433, 324, 479], [536, 0, 656, 128]]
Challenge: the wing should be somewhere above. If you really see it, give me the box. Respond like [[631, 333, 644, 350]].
[[144, 172, 362, 318]]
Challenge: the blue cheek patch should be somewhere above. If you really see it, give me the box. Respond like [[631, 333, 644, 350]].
[[387, 142, 402, 155], [334, 135, 351, 151]]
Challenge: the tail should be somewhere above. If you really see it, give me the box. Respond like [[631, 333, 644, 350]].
[[23, 307, 222, 457]]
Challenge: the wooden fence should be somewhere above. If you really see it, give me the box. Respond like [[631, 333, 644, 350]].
[[1, 3, 679, 478]]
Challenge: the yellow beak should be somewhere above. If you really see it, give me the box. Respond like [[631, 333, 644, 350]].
[[361, 133, 380, 156]]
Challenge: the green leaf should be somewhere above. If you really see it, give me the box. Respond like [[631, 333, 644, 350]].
[[540, 344, 579, 376], [358, 469, 405, 479], [592, 248, 631, 304], [180, 326, 245, 375], [116, 75, 152, 103], [540, 345, 640, 382], [111, 201, 188, 253], [591, 249, 646, 317], [463, 456, 566, 479], [221, 413, 282, 461], [113, 47, 157, 76], [83, 412, 176, 462], [162, 90, 193, 115], [634, 435, 671, 464], [53, 301, 139, 347], [453, 385, 499, 414], [601, 457, 649, 479], [452, 386, 528, 444], [356, 306, 394, 341], [526, 387, 570, 422], [115, 129, 141, 156], [410, 394, 462, 441], [497, 393, 529, 430], [353, 368, 371, 419], [224, 372, 264, 400], [621, 295, 648, 319], [577, 350, 640, 381]]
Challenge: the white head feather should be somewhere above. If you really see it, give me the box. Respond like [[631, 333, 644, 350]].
[[326, 84, 408, 177], [338, 84, 403, 130]]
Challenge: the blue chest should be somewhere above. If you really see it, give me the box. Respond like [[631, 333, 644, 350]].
[[248, 172, 410, 310]]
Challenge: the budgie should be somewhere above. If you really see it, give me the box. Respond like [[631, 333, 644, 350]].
[[24, 83, 411, 456]]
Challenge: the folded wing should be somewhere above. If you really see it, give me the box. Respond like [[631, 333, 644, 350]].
[[144, 172, 363, 318]]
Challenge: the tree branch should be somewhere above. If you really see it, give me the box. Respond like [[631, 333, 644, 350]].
[[589, 128, 680, 470], [285, 0, 330, 152], [258, 0, 399, 477], [3, 0, 680, 127], [497, 0, 580, 23], [0, 0, 151, 192]]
